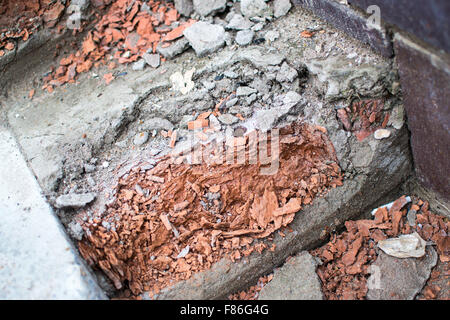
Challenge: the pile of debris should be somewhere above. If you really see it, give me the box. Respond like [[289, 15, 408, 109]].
[[78, 122, 342, 297], [311, 196, 449, 300], [0, 0, 67, 56], [33, 0, 296, 93]]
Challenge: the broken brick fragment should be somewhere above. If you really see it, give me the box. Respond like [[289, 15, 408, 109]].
[[187, 119, 209, 130], [79, 121, 342, 296], [40, 0, 195, 89], [311, 196, 449, 300]]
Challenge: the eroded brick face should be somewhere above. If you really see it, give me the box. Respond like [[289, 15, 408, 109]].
[[394, 37, 450, 201]]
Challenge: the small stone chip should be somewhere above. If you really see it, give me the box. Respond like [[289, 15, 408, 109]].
[[55, 192, 96, 209]]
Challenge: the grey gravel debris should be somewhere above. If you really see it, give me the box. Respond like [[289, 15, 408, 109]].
[[236, 86, 257, 96], [71, 0, 90, 12], [224, 70, 239, 79], [246, 93, 257, 104], [68, 221, 84, 241], [218, 114, 239, 125], [115, 139, 128, 148], [87, 176, 96, 187], [132, 59, 146, 71], [265, 30, 280, 42], [226, 97, 238, 107], [226, 13, 254, 30], [84, 164, 96, 173], [276, 62, 298, 83], [237, 48, 285, 68], [174, 0, 193, 17], [140, 117, 174, 131], [251, 22, 265, 32], [283, 91, 302, 106], [235, 29, 255, 46], [202, 80, 216, 91], [183, 22, 226, 57], [209, 114, 222, 131], [241, 0, 272, 18], [140, 2, 151, 13], [156, 38, 190, 59], [193, 0, 226, 16]]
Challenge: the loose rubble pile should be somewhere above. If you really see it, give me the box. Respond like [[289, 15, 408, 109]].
[[311, 196, 449, 300], [0, 0, 67, 56], [78, 122, 342, 297], [4, 0, 430, 301], [229, 196, 449, 300], [24, 0, 298, 93]]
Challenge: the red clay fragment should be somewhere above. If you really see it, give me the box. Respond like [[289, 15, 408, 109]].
[[342, 236, 363, 266]]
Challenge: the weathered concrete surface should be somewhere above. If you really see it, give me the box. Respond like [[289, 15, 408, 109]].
[[394, 34, 450, 202], [304, 56, 392, 101], [258, 251, 323, 300], [367, 246, 438, 300], [0, 128, 106, 299], [0, 28, 70, 96], [293, 0, 393, 57], [349, 0, 450, 53]]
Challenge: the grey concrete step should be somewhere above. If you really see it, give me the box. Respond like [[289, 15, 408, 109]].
[[0, 128, 106, 299]]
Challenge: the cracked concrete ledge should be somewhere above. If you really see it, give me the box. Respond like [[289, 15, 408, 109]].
[[0, 127, 106, 299]]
